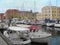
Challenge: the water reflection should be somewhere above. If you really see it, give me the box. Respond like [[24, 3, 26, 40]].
[[47, 27, 60, 36], [36, 25, 60, 36], [41, 26, 60, 45]]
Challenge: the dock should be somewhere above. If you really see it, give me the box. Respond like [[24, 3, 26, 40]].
[[0, 32, 14, 45]]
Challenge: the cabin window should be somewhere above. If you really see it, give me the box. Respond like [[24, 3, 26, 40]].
[[30, 30, 31, 32], [33, 30, 35, 32]]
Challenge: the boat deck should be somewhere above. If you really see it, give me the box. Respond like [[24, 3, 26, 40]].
[[7, 33, 31, 45], [29, 30, 51, 38]]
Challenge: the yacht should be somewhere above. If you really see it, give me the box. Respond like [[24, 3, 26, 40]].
[[0, 23, 8, 34], [46, 23, 55, 27], [54, 20, 60, 28], [54, 23, 60, 28], [0, 23, 8, 29], [29, 25, 51, 43], [7, 24, 51, 44], [15, 22, 31, 28], [11, 24, 51, 43], [3, 26, 31, 45]]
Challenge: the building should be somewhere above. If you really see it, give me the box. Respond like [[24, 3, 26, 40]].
[[0, 13, 7, 22], [5, 9, 20, 19], [5, 9, 36, 21], [19, 11, 36, 21], [36, 13, 44, 20], [42, 6, 60, 20], [0, 13, 4, 20]]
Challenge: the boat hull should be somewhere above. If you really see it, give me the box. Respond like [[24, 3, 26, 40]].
[[31, 36, 51, 43], [46, 23, 54, 27], [54, 24, 60, 28]]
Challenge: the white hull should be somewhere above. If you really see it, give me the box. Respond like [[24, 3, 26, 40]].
[[10, 37, 31, 45], [16, 24, 31, 27], [29, 30, 51, 43], [54, 24, 60, 27], [0, 23, 8, 29], [54, 28, 60, 31], [4, 32, 31, 45], [31, 36, 51, 43], [46, 23, 54, 27]]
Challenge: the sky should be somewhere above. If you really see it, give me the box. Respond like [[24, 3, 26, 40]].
[[0, 0, 60, 13]]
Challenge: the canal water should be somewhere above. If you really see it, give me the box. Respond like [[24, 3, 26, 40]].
[[46, 27, 60, 45], [31, 25, 60, 45], [31, 42, 48, 45]]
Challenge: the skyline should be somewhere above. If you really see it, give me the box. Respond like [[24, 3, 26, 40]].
[[0, 0, 60, 13]]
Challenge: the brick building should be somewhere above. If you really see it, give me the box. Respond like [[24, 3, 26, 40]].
[[0, 13, 4, 20], [5, 9, 36, 21], [5, 9, 20, 19]]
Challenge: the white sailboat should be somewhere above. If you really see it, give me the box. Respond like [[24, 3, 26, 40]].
[[54, 23, 60, 28]]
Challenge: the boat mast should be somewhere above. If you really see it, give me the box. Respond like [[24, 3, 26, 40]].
[[50, 0, 52, 20], [23, 1, 25, 20], [21, 1, 25, 20], [34, 0, 36, 21], [56, 0, 58, 20], [56, 0, 59, 23]]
